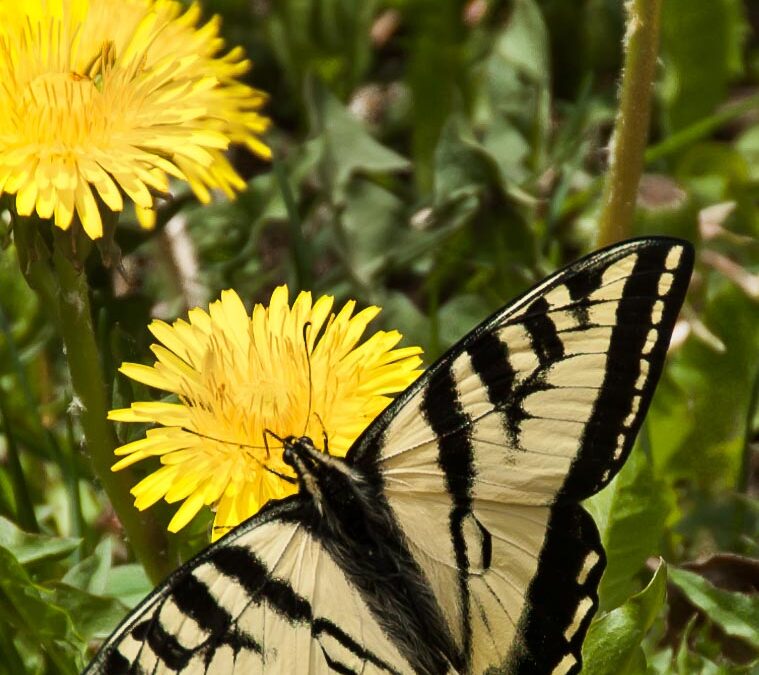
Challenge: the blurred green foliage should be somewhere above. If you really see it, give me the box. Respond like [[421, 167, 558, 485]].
[[0, 0, 758, 671]]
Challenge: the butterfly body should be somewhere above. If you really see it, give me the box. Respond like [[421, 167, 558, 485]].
[[282, 435, 461, 673], [85, 238, 694, 675]]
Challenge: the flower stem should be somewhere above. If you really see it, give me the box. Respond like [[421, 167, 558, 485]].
[[596, 0, 663, 247], [51, 245, 173, 584]]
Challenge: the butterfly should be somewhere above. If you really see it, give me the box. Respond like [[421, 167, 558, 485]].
[[84, 237, 693, 675]]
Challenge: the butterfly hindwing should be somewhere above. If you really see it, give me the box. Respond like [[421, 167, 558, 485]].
[[348, 237, 693, 674]]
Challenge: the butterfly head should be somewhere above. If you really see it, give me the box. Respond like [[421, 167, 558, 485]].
[[280, 434, 363, 518], [281, 435, 318, 469]]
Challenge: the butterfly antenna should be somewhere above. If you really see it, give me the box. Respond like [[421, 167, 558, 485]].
[[302, 321, 314, 437], [263, 428, 272, 459], [261, 428, 297, 484], [314, 412, 330, 455], [264, 427, 286, 446], [186, 428, 266, 452]]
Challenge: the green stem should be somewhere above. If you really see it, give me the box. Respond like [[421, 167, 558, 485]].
[[645, 92, 759, 164], [273, 155, 312, 291], [64, 414, 85, 552], [0, 614, 28, 675], [51, 245, 173, 584], [0, 391, 38, 532], [596, 0, 662, 247], [738, 366, 759, 494]]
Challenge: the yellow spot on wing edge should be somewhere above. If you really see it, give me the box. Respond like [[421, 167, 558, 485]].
[[665, 246, 683, 270], [563, 596, 594, 642], [552, 653, 576, 675], [577, 550, 601, 585]]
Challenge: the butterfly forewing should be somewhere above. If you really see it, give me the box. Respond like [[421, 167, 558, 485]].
[[349, 238, 693, 674]]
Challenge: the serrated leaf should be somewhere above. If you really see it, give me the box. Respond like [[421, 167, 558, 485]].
[[669, 567, 759, 649], [0, 516, 80, 565], [582, 560, 668, 675], [306, 79, 409, 201], [584, 445, 674, 611]]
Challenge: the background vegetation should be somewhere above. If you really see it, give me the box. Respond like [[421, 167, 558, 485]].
[[0, 0, 757, 672]]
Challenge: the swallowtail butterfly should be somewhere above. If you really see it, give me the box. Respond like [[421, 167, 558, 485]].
[[85, 237, 693, 674]]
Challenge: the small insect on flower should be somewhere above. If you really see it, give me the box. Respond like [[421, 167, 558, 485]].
[[0, 0, 270, 240], [109, 286, 423, 540]]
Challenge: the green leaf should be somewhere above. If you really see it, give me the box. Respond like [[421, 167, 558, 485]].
[[650, 281, 759, 492], [433, 117, 503, 204], [584, 444, 675, 611], [492, 0, 550, 83], [660, 0, 749, 132], [341, 178, 406, 285], [306, 80, 409, 202], [481, 0, 551, 173], [105, 563, 152, 609], [50, 581, 130, 641], [736, 125, 759, 184], [375, 290, 430, 356], [405, 0, 465, 192], [671, 616, 758, 674], [669, 567, 759, 649], [63, 538, 112, 594], [267, 0, 378, 97], [437, 294, 494, 349], [582, 560, 668, 675], [0, 547, 81, 674], [0, 516, 80, 566]]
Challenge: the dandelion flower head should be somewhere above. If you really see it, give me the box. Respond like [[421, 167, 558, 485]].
[[110, 286, 423, 540], [0, 0, 270, 239]]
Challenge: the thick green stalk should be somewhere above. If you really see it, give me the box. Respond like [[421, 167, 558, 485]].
[[596, 0, 663, 247], [51, 245, 173, 584]]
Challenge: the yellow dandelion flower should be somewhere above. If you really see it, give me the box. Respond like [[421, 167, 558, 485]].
[[0, 0, 270, 240], [109, 286, 423, 540]]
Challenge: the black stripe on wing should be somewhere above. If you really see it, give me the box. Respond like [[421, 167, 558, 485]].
[[210, 543, 402, 674], [522, 296, 565, 365], [422, 368, 475, 665], [557, 242, 693, 501], [506, 503, 605, 675], [469, 331, 520, 445]]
